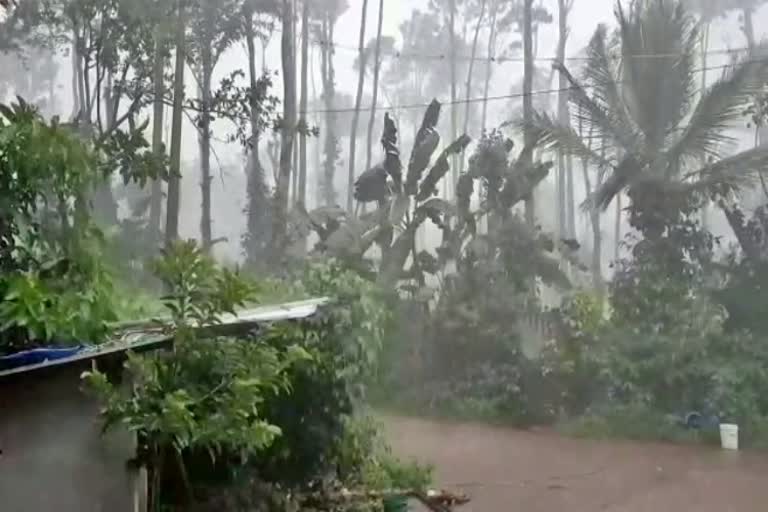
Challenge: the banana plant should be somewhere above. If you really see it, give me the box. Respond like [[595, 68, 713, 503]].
[[296, 101, 574, 294], [438, 130, 574, 294], [295, 99, 470, 287], [363, 99, 471, 286]]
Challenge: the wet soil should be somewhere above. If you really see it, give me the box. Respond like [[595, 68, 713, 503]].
[[385, 415, 768, 512]]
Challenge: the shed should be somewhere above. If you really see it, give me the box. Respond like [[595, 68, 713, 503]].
[[0, 298, 328, 512]]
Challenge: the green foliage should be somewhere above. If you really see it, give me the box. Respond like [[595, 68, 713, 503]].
[[153, 240, 255, 327], [298, 100, 471, 290], [0, 99, 94, 269], [546, 283, 768, 439], [249, 261, 392, 485], [85, 336, 308, 457], [0, 255, 116, 350], [82, 241, 311, 507], [302, 260, 390, 382], [337, 413, 433, 491], [526, 0, 768, 251], [539, 292, 606, 416], [0, 101, 123, 353], [373, 129, 575, 426], [559, 404, 704, 444]]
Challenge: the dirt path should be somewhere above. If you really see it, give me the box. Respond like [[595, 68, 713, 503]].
[[384, 415, 768, 512]]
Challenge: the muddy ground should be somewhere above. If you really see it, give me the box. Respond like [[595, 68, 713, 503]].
[[385, 415, 768, 512]]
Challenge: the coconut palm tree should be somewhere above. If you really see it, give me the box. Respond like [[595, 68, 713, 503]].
[[524, 0, 768, 247]]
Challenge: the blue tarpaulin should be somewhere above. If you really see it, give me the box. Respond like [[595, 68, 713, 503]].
[[0, 347, 84, 370]]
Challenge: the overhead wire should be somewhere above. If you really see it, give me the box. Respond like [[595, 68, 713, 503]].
[[300, 56, 768, 116], [285, 26, 753, 65], [310, 37, 752, 64], [156, 55, 767, 122], [254, 24, 758, 117]]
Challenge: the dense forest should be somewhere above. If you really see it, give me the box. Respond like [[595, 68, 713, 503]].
[[5, 0, 768, 509]]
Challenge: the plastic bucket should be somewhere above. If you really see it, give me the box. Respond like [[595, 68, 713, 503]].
[[720, 423, 739, 450]]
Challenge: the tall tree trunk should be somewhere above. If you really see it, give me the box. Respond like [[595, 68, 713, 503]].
[[165, 0, 186, 246], [149, 32, 165, 242], [555, 0, 570, 237], [365, 0, 384, 172], [448, 0, 458, 189], [589, 195, 602, 290], [481, 0, 498, 133], [299, 0, 309, 209], [580, 124, 603, 292], [742, 8, 755, 49], [244, 4, 269, 265], [271, 0, 296, 259], [320, 15, 337, 206], [701, 21, 710, 228], [290, 0, 299, 207], [348, 0, 369, 212], [462, 0, 487, 172], [73, 27, 87, 119], [199, 43, 213, 251], [614, 194, 621, 262], [523, 0, 534, 226], [292, 126, 299, 205], [71, 37, 80, 118], [319, 20, 329, 202], [312, 46, 322, 208], [566, 153, 575, 237]]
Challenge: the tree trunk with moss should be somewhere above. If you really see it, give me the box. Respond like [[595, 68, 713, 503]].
[[270, 0, 297, 259], [165, 0, 186, 246]]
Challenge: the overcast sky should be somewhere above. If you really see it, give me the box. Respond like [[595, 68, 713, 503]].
[[223, 0, 765, 129], [313, 0, 616, 105]]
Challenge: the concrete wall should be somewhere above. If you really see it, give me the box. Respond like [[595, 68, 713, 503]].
[[0, 363, 140, 512]]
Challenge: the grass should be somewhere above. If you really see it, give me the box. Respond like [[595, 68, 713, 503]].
[[556, 405, 713, 445]]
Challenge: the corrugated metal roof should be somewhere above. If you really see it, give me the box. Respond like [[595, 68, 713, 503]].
[[0, 297, 330, 379], [217, 297, 330, 324]]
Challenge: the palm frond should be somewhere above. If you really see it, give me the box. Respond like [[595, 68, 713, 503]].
[[617, 0, 698, 150], [680, 145, 768, 194], [516, 111, 614, 168], [556, 61, 639, 155], [580, 24, 642, 154], [667, 49, 768, 171], [589, 154, 643, 211]]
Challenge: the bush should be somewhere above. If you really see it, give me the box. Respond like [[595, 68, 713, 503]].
[[249, 262, 392, 485], [83, 241, 310, 508], [0, 101, 122, 354], [547, 284, 768, 445], [0, 227, 119, 354], [337, 413, 433, 491], [301, 259, 390, 385], [559, 403, 705, 444]]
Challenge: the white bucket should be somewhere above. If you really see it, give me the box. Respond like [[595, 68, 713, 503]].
[[720, 423, 739, 450]]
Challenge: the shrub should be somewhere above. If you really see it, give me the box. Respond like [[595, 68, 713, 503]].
[[0, 101, 121, 354], [559, 403, 703, 444], [83, 241, 311, 508], [338, 413, 433, 491], [236, 260, 394, 486]]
